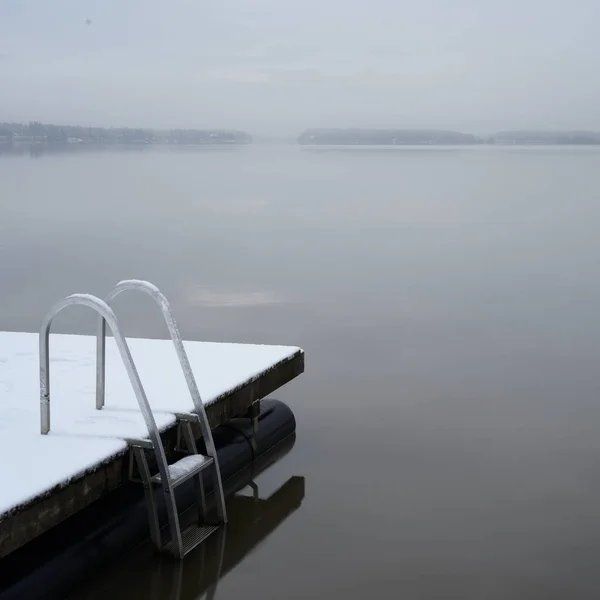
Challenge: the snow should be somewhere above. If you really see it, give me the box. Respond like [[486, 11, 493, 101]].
[[156, 454, 210, 485], [0, 331, 301, 517]]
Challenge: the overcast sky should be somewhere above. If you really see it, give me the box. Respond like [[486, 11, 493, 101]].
[[1, 0, 599, 134]]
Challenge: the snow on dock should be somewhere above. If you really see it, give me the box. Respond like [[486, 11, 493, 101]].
[[0, 331, 302, 519]]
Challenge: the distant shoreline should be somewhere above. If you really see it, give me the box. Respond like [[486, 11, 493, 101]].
[[3, 122, 600, 148], [297, 129, 600, 146], [0, 121, 253, 146]]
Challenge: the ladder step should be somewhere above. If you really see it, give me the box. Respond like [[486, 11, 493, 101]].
[[151, 454, 214, 487], [163, 524, 219, 557]]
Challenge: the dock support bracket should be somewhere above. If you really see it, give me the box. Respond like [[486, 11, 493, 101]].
[[247, 400, 260, 454]]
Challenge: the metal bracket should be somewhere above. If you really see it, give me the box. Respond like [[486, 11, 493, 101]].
[[174, 413, 201, 453], [247, 401, 260, 453], [125, 437, 154, 449], [128, 449, 143, 484]]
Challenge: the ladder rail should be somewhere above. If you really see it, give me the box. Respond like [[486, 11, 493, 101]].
[[97, 279, 227, 524], [40, 292, 184, 554], [97, 279, 215, 441], [96, 280, 200, 413], [40, 293, 157, 444]]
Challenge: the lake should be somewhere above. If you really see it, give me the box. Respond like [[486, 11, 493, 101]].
[[3, 144, 600, 598]]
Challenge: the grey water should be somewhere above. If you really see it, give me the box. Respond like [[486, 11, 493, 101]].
[[3, 144, 600, 598]]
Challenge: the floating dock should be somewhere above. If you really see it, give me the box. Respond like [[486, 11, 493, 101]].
[[0, 401, 300, 600], [0, 281, 304, 562]]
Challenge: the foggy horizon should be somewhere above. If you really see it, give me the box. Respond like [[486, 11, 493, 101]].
[[5, 119, 600, 140], [1, 0, 599, 136]]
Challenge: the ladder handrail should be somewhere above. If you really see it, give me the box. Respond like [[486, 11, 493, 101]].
[[98, 279, 228, 526], [96, 279, 213, 442], [39, 293, 173, 490]]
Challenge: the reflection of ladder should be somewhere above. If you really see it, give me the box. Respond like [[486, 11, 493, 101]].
[[39, 284, 227, 560], [151, 525, 227, 600]]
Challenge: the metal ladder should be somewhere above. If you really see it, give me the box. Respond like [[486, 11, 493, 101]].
[[39, 287, 226, 560], [97, 279, 227, 558]]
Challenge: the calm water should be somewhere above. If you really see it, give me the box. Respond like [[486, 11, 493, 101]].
[[3, 144, 600, 598]]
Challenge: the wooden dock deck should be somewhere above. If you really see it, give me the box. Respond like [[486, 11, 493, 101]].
[[0, 331, 304, 558]]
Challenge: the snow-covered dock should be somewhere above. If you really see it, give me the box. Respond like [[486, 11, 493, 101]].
[[0, 331, 303, 558]]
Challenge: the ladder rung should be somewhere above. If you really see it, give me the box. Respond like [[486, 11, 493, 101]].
[[163, 524, 219, 557], [151, 454, 214, 487]]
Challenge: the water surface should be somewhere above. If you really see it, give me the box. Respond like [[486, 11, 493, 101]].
[[3, 144, 600, 598]]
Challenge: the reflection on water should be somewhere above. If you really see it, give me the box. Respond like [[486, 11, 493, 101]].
[[145, 477, 305, 600], [71, 434, 305, 600], [0, 143, 246, 160], [74, 476, 305, 600], [183, 286, 284, 308], [149, 527, 227, 600]]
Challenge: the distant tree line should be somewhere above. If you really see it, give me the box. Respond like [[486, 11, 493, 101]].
[[0, 122, 252, 145], [297, 128, 600, 145]]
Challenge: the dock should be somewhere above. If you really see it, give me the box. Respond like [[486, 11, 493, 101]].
[[0, 281, 304, 561]]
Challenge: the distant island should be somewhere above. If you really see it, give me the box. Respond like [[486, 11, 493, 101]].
[[0, 121, 252, 146], [298, 128, 600, 146]]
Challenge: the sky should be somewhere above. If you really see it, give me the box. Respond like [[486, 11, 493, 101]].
[[1, 0, 599, 135]]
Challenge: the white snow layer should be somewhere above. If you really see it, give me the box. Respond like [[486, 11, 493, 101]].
[[0, 331, 300, 516]]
